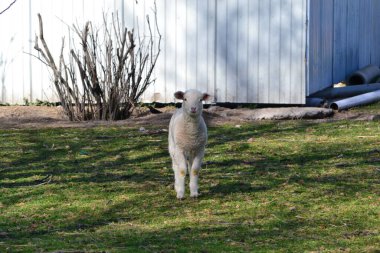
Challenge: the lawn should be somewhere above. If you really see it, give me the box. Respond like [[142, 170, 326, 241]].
[[0, 119, 379, 252]]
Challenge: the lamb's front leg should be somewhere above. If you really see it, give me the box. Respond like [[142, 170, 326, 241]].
[[173, 151, 187, 199], [190, 149, 204, 198]]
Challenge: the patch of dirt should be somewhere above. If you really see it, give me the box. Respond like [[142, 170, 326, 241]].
[[0, 106, 172, 129], [0, 105, 379, 130], [324, 110, 380, 121]]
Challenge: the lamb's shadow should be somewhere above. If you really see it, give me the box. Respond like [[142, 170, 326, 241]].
[[208, 181, 269, 195]]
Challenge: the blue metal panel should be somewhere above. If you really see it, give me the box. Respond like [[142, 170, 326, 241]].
[[308, 0, 380, 95], [371, 0, 380, 66], [307, 0, 334, 95], [332, 0, 348, 83], [308, 0, 320, 95], [346, 0, 360, 75], [358, 0, 372, 68], [321, 0, 334, 91]]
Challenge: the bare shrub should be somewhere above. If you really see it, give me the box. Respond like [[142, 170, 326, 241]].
[[34, 5, 161, 121]]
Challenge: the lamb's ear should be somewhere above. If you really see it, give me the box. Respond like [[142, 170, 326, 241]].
[[202, 93, 210, 101], [174, 91, 184, 100]]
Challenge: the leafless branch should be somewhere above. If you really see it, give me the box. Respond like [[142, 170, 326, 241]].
[[23, 51, 49, 66], [34, 2, 161, 121], [0, 0, 16, 15]]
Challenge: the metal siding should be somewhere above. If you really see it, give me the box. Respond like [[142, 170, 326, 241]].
[[164, 0, 177, 102], [300, 1, 309, 104], [346, 0, 360, 76], [174, 0, 187, 94], [308, 0, 380, 95], [307, 0, 319, 95], [371, 0, 380, 66], [226, 0, 238, 102], [290, 0, 307, 104], [163, 0, 169, 102], [0, 0, 307, 104], [236, 0, 249, 103], [269, 0, 281, 104], [136, 0, 150, 101], [322, 0, 333, 92], [247, 0, 260, 103], [156, 0, 167, 102], [186, 0, 197, 91], [197, 0, 208, 93], [332, 0, 347, 83], [279, 0, 292, 103], [307, 0, 334, 95], [3, 0, 380, 104], [358, 0, 372, 68], [0, 0, 25, 103], [215, 0, 227, 102], [207, 0, 216, 101], [257, 0, 270, 103]]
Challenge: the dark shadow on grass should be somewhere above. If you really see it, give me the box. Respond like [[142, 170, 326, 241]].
[[209, 181, 270, 195], [0, 127, 171, 213], [2, 205, 360, 252], [0, 127, 170, 185], [2, 122, 378, 201], [1, 121, 380, 251]]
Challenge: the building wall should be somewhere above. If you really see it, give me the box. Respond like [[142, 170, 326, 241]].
[[213, 0, 306, 104], [0, 0, 121, 104], [308, 0, 380, 95], [0, 0, 307, 104]]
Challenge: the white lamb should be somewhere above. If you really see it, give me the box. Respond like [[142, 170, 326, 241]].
[[168, 89, 210, 199]]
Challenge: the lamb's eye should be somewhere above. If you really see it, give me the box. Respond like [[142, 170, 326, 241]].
[[199, 99, 202, 102], [184, 98, 187, 101]]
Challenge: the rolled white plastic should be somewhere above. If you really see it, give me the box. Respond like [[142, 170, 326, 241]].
[[330, 90, 380, 111]]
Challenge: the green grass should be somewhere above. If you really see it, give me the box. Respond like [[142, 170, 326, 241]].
[[0, 120, 379, 252], [350, 101, 380, 114]]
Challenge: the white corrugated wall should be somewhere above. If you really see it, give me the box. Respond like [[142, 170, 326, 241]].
[[0, 0, 308, 104]]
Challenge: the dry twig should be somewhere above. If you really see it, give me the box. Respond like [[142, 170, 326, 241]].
[[34, 2, 161, 121]]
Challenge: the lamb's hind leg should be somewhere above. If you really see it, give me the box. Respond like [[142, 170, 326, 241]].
[[189, 149, 204, 198]]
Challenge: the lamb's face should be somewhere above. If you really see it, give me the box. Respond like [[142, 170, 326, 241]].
[[174, 90, 210, 117]]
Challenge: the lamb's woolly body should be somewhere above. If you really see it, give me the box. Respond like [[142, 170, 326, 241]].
[[168, 89, 209, 199], [169, 109, 207, 153]]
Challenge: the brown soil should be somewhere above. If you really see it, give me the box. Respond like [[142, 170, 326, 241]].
[[0, 105, 378, 130]]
